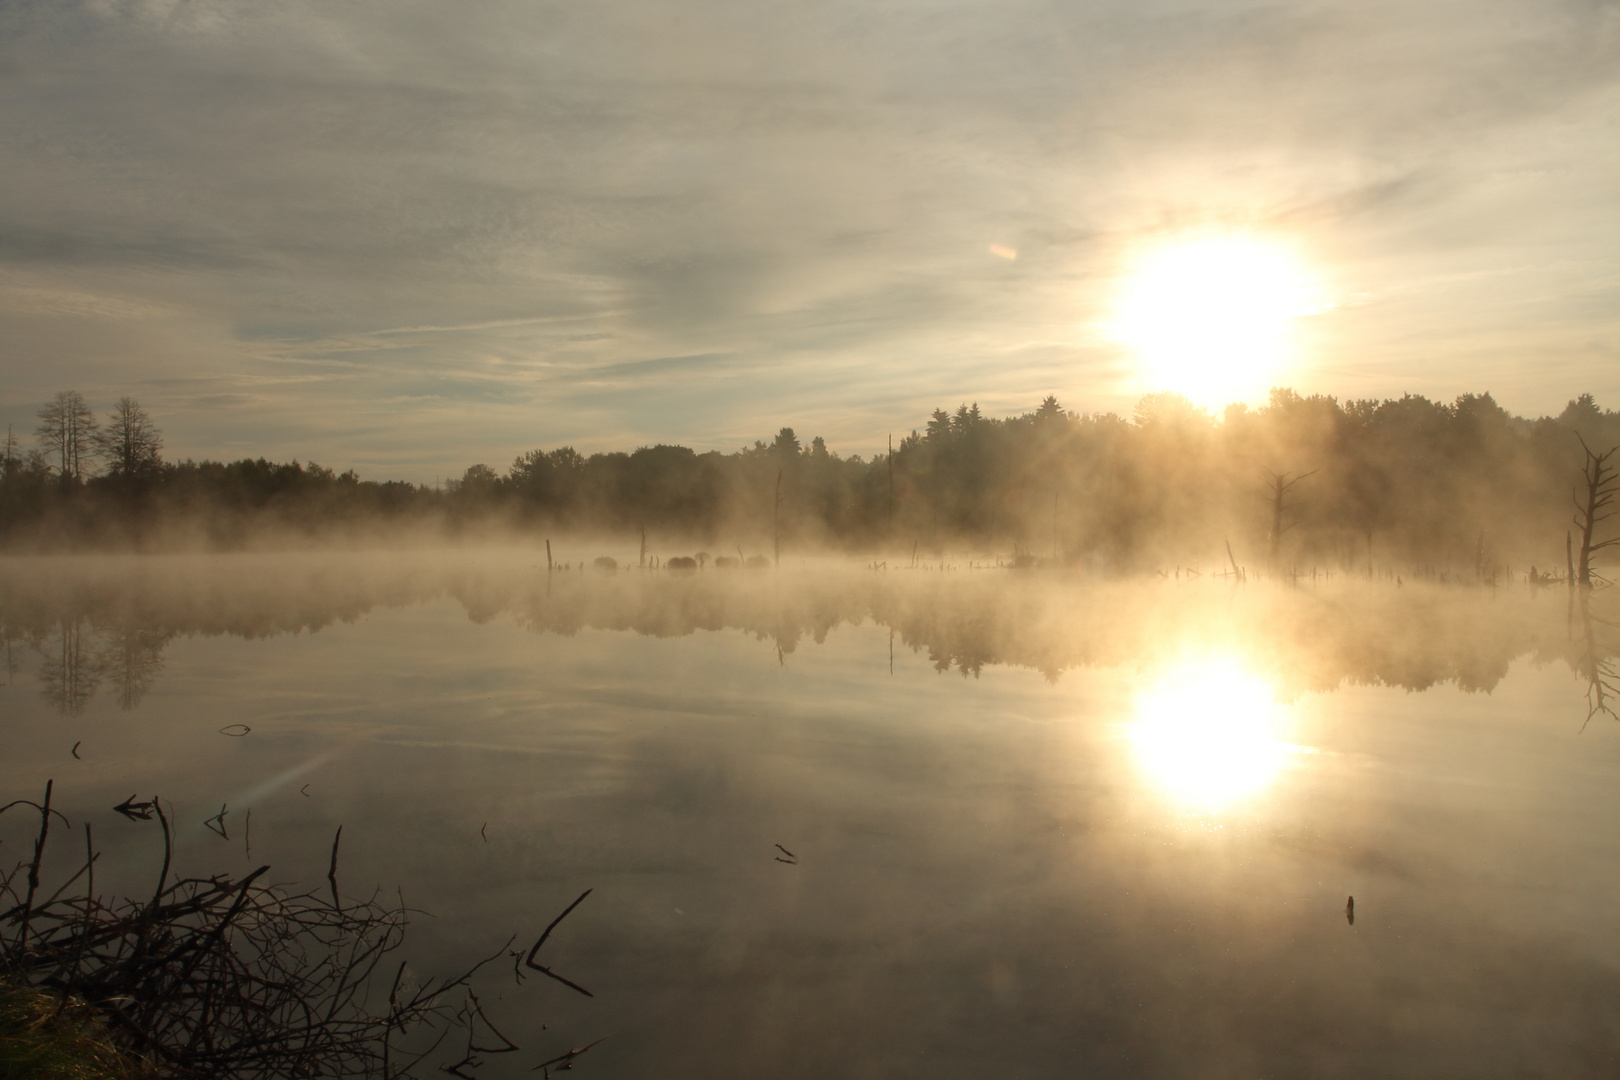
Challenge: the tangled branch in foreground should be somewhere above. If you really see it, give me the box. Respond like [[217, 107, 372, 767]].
[[1, 782, 597, 1078]]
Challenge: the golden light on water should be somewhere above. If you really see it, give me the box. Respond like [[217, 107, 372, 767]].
[[1112, 235, 1323, 407], [1129, 657, 1294, 809]]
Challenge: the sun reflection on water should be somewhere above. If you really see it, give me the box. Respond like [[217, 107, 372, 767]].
[[1129, 657, 1295, 809]]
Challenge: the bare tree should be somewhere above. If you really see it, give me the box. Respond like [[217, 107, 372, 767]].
[[1262, 469, 1316, 564], [34, 390, 98, 489], [92, 394, 163, 479], [1573, 435, 1620, 587]]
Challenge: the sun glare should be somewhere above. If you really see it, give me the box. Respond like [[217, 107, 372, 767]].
[[1129, 657, 1294, 809], [1112, 235, 1322, 408]]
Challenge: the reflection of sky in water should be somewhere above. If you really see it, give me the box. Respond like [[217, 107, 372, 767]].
[[1129, 657, 1299, 809], [4, 556, 1620, 1077]]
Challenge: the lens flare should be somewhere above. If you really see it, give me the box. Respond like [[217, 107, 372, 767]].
[[1129, 657, 1294, 808]]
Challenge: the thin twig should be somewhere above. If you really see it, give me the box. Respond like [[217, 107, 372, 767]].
[[328, 825, 343, 913], [523, 890, 595, 997]]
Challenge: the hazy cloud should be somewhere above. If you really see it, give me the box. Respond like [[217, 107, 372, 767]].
[[1, 0, 1617, 476]]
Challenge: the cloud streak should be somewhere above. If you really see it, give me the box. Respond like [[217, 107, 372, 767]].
[[1, 0, 1617, 477]]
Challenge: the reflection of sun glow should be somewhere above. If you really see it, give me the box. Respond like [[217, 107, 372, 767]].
[[1130, 657, 1293, 808], [1111, 235, 1323, 407]]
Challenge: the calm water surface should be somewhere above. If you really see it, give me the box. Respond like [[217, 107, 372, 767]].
[[2, 552, 1619, 1078]]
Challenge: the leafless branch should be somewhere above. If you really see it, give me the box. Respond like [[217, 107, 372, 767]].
[[1, 784, 594, 1079]]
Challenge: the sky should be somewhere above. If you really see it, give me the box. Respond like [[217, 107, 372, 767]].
[[2, 0, 1618, 480]]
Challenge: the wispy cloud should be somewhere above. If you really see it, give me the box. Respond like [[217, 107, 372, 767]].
[[1, 0, 1616, 477]]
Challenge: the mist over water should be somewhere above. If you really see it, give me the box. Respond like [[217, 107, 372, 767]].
[[4, 552, 1620, 1077]]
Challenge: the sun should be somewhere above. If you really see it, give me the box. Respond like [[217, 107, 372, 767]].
[[1111, 235, 1322, 408]]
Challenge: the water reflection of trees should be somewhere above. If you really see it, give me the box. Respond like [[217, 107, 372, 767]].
[[27, 618, 171, 714], [2, 556, 1617, 713], [37, 617, 100, 716], [1578, 593, 1620, 728], [101, 623, 173, 709], [2, 557, 423, 714]]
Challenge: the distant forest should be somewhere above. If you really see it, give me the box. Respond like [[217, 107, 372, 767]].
[[6, 388, 1620, 575]]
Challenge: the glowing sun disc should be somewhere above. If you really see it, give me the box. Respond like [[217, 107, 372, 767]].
[[1112, 235, 1321, 406]]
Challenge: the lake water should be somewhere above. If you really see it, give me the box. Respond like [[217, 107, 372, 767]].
[[3, 552, 1619, 1078]]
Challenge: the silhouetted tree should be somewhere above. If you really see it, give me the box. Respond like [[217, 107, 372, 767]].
[[1263, 470, 1316, 564], [1561, 393, 1606, 439], [1574, 435, 1620, 587], [772, 427, 801, 464], [454, 464, 501, 505], [93, 395, 163, 479], [35, 390, 98, 490]]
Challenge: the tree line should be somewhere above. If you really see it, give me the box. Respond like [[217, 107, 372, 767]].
[[4, 387, 1619, 575]]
